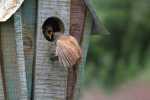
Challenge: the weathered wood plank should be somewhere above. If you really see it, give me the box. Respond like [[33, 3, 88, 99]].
[[1, 18, 21, 100], [70, 0, 86, 43], [14, 10, 28, 100], [69, 0, 87, 100], [21, 0, 36, 98], [0, 12, 28, 99], [34, 0, 70, 99]]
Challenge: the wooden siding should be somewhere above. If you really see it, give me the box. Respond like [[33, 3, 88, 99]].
[[14, 10, 28, 100], [68, 0, 87, 100], [33, 0, 70, 99], [70, 0, 87, 43], [0, 15, 28, 100], [21, 0, 36, 99]]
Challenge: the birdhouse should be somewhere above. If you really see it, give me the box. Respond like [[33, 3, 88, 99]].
[[0, 0, 108, 100]]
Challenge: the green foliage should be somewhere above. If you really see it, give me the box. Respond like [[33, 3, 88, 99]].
[[85, 0, 150, 89]]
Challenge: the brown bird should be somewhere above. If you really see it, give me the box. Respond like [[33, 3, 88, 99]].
[[43, 25, 82, 100], [43, 25, 81, 68]]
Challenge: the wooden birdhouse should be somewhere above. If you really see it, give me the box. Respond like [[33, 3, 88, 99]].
[[0, 0, 108, 100]]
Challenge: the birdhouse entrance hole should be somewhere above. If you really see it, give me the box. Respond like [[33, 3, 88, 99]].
[[42, 17, 65, 41]]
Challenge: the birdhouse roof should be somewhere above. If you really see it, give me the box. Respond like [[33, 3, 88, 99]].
[[83, 0, 109, 35]]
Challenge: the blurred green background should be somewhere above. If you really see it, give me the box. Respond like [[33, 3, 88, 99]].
[[84, 0, 150, 89]]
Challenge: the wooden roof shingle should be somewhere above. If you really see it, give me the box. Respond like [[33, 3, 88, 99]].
[[83, 0, 110, 34]]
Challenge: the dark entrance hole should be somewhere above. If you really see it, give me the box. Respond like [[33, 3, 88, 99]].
[[42, 17, 64, 41]]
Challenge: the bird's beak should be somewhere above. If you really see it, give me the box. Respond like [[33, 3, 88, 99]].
[[47, 31, 54, 41], [48, 32, 53, 39]]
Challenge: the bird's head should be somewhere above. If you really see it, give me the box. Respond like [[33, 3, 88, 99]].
[[45, 26, 55, 41]]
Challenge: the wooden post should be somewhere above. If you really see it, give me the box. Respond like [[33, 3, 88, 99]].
[[33, 0, 70, 99]]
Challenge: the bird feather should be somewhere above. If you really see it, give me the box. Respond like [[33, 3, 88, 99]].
[[56, 35, 81, 68]]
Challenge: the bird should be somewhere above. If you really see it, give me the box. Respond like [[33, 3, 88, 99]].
[[43, 25, 82, 69], [43, 24, 82, 100]]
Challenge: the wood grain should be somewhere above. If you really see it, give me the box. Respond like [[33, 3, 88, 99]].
[[70, 0, 87, 43], [34, 0, 70, 99], [14, 10, 28, 100], [0, 16, 28, 100], [21, 0, 36, 98], [67, 0, 87, 100]]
